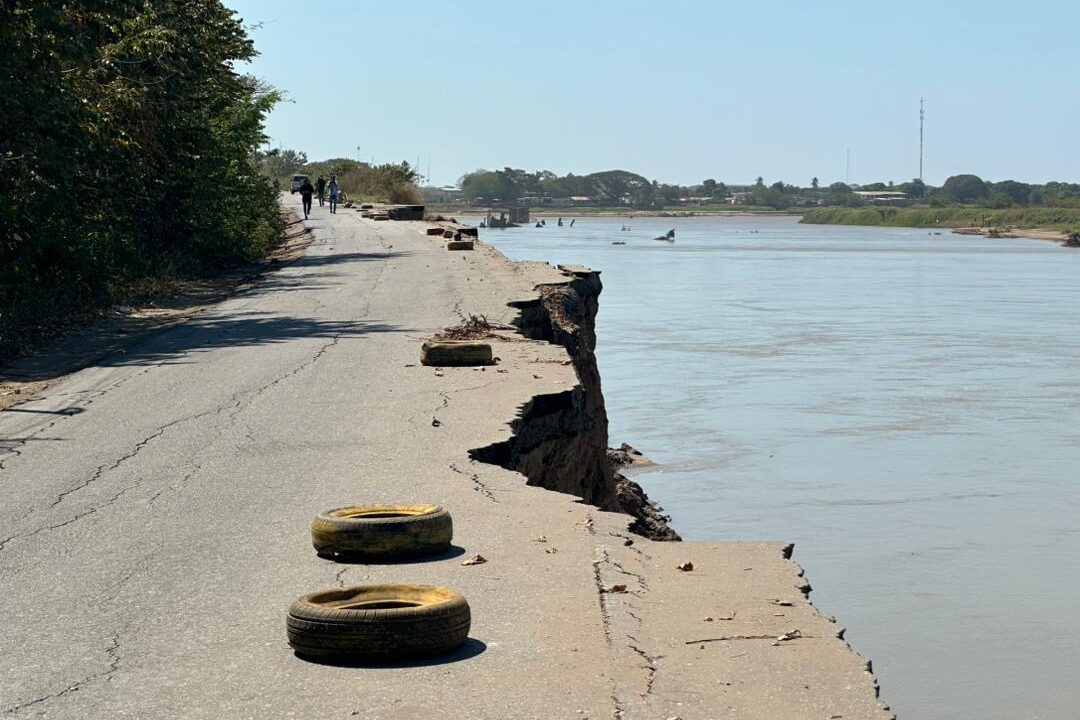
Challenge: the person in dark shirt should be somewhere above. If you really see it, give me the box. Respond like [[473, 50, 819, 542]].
[[316, 176, 326, 206], [299, 178, 315, 219]]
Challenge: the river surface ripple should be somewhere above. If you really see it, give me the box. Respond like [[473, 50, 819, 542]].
[[476, 214, 1080, 720]]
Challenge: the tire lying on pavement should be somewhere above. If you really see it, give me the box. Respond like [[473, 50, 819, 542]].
[[288, 584, 471, 660], [311, 504, 452, 561]]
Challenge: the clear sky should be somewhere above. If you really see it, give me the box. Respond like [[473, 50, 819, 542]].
[[225, 0, 1078, 188]]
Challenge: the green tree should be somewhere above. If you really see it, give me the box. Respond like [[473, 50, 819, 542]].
[[586, 170, 653, 206], [943, 174, 989, 203], [0, 0, 282, 357], [259, 148, 308, 178], [992, 180, 1032, 206], [981, 192, 1014, 209], [897, 178, 927, 199], [460, 170, 518, 202], [811, 177, 820, 191]]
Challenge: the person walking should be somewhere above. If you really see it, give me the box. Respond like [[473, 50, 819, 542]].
[[299, 177, 315, 219], [316, 175, 326, 207], [328, 175, 340, 214]]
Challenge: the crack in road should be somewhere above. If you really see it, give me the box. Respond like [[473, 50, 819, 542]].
[[4, 633, 121, 715], [448, 463, 498, 503], [626, 635, 660, 698], [47, 416, 190, 511]]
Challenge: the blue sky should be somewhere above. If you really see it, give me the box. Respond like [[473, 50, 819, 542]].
[[225, 0, 1078, 187]]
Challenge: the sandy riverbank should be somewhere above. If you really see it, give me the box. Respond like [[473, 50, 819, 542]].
[[952, 226, 1075, 244]]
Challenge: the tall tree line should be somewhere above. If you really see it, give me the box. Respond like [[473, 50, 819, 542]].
[[0, 1, 280, 357]]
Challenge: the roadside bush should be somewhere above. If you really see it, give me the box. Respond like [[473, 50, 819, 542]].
[[0, 2, 280, 359]]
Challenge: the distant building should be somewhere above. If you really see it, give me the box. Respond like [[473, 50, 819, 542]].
[[853, 190, 909, 206], [420, 185, 464, 203], [728, 191, 755, 205], [550, 196, 596, 206]]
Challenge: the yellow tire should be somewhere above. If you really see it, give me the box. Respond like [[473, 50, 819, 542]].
[[287, 584, 471, 660], [311, 504, 452, 561]]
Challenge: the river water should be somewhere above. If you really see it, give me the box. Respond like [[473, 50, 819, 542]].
[[474, 214, 1080, 720]]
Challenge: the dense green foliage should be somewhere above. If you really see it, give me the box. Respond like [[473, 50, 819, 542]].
[[801, 206, 1080, 230], [0, 2, 281, 358]]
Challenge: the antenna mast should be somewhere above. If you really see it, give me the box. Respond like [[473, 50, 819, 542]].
[[919, 98, 925, 182]]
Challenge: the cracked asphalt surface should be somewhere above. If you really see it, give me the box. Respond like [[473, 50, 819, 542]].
[[0, 197, 892, 719]]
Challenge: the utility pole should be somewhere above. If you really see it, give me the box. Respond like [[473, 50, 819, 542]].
[[919, 98, 925, 182], [846, 148, 850, 184]]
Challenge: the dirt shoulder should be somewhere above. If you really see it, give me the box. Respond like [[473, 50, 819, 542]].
[[0, 214, 312, 410]]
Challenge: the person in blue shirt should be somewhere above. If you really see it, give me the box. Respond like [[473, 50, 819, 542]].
[[328, 176, 340, 214]]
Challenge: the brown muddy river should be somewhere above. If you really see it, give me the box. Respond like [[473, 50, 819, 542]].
[[479, 214, 1080, 720]]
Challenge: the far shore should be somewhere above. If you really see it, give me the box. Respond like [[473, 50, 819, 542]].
[[426, 204, 802, 219]]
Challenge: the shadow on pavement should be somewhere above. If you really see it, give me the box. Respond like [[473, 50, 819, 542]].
[[0, 244, 408, 387], [291, 251, 413, 268], [318, 545, 468, 566], [97, 312, 404, 367], [1, 406, 85, 416], [294, 638, 487, 669]]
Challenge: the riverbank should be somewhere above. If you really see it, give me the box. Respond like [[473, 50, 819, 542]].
[[801, 206, 1080, 242], [427, 203, 800, 218], [0, 199, 890, 719]]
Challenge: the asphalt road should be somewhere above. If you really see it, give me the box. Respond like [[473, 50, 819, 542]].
[[0, 196, 891, 720]]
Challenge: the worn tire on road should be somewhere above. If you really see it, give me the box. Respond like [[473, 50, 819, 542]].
[[287, 584, 471, 660], [311, 504, 453, 561]]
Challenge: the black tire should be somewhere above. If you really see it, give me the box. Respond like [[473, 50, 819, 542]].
[[311, 504, 452, 561], [287, 584, 471, 660]]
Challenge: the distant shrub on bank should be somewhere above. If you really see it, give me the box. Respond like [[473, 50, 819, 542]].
[[287, 158, 422, 204], [801, 207, 1080, 230], [339, 163, 423, 204]]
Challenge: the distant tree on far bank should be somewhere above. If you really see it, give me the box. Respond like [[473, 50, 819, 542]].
[[897, 178, 927, 199], [943, 174, 990, 203], [445, 164, 1079, 214]]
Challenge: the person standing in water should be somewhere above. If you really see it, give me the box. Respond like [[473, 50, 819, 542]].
[[298, 177, 315, 219], [316, 175, 326, 206], [328, 175, 340, 214]]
